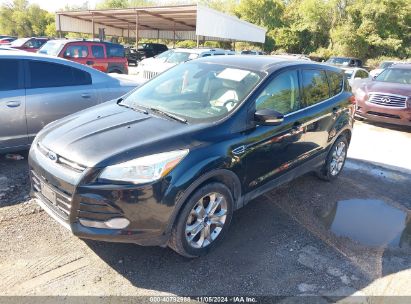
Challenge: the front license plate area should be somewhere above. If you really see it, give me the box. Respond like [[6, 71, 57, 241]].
[[41, 182, 57, 205]]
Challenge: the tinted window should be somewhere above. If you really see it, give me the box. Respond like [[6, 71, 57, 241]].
[[302, 69, 329, 106], [326, 70, 343, 96], [28, 60, 92, 88], [0, 59, 19, 91], [256, 70, 300, 114], [92, 45, 105, 58], [64, 45, 88, 58], [106, 44, 124, 58]]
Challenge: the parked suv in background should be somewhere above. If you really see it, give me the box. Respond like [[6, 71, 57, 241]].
[[126, 43, 168, 65], [30, 56, 354, 257], [10, 37, 49, 52], [137, 48, 230, 80], [326, 57, 363, 68], [39, 40, 128, 74], [355, 63, 411, 126]]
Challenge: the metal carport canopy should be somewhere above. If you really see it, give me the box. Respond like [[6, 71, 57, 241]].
[[55, 4, 266, 43]]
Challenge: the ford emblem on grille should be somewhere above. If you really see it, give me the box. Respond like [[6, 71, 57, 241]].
[[47, 151, 58, 162], [381, 97, 391, 103]]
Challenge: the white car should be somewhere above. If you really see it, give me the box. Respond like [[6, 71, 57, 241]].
[[342, 67, 370, 91], [136, 48, 229, 80]]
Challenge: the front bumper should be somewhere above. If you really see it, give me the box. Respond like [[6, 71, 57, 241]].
[[29, 144, 174, 247], [356, 102, 411, 127]]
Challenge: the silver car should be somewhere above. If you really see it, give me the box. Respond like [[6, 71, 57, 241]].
[[0, 50, 138, 153]]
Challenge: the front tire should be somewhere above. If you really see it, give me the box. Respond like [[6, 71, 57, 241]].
[[316, 135, 349, 181], [169, 183, 234, 258]]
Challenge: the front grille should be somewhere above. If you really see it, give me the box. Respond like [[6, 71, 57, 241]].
[[143, 70, 158, 79], [368, 93, 407, 108], [367, 111, 401, 119], [37, 142, 86, 173], [31, 170, 72, 220]]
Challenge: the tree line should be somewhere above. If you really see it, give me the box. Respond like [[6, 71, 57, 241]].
[[1, 0, 410, 61]]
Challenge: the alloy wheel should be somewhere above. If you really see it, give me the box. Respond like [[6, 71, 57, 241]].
[[330, 141, 346, 176], [185, 192, 228, 249]]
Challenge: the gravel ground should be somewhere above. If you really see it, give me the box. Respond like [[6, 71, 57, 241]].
[[0, 121, 410, 298]]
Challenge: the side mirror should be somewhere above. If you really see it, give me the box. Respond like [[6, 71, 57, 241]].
[[254, 109, 284, 126]]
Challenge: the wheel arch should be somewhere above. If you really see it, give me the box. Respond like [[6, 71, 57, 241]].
[[164, 169, 242, 236]]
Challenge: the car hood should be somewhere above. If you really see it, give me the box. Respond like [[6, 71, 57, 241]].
[[36, 101, 195, 168], [363, 81, 411, 97]]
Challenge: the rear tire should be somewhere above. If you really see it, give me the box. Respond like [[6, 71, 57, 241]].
[[168, 182, 234, 258], [316, 135, 348, 181]]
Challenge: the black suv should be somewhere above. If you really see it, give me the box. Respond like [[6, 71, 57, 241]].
[[126, 43, 168, 65], [29, 56, 354, 257]]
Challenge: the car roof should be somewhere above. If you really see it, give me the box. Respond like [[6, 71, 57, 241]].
[[174, 48, 226, 54], [192, 55, 339, 73], [0, 50, 112, 78], [389, 63, 411, 70], [43, 39, 122, 46]]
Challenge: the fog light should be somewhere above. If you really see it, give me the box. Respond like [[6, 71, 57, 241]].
[[79, 218, 130, 229]]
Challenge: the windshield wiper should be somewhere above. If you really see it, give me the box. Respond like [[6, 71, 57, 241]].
[[149, 107, 187, 124], [118, 98, 149, 114]]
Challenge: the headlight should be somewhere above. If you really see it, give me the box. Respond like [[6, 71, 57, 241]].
[[99, 149, 189, 184], [355, 87, 367, 100]]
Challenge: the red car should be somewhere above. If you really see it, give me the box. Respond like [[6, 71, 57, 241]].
[[0, 37, 16, 44], [355, 63, 411, 126], [38, 40, 128, 74], [9, 37, 49, 52]]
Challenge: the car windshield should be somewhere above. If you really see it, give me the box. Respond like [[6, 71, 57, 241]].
[[155, 49, 173, 60], [10, 38, 29, 47], [326, 57, 351, 66], [121, 62, 262, 123], [379, 61, 394, 69], [165, 52, 199, 64], [375, 68, 411, 84], [38, 41, 65, 56]]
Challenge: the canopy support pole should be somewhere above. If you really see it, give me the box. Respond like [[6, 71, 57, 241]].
[[58, 14, 62, 38], [91, 14, 95, 40], [135, 12, 139, 48], [196, 35, 199, 48], [173, 22, 176, 48], [127, 23, 130, 45]]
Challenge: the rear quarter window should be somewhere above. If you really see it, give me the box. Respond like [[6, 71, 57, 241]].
[[27, 60, 92, 88], [302, 69, 330, 106], [106, 44, 125, 58], [326, 70, 344, 96]]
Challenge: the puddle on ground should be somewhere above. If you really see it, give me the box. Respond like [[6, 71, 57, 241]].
[[316, 199, 410, 249]]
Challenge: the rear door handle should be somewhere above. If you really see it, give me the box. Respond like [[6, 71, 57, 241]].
[[81, 93, 91, 99], [6, 101, 21, 108], [86, 61, 94, 65]]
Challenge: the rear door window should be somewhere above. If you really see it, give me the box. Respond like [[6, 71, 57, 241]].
[[64, 45, 89, 58], [302, 69, 330, 107], [27, 60, 92, 88], [326, 70, 343, 97], [92, 45, 105, 58], [256, 70, 300, 115], [0, 59, 21, 91]]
